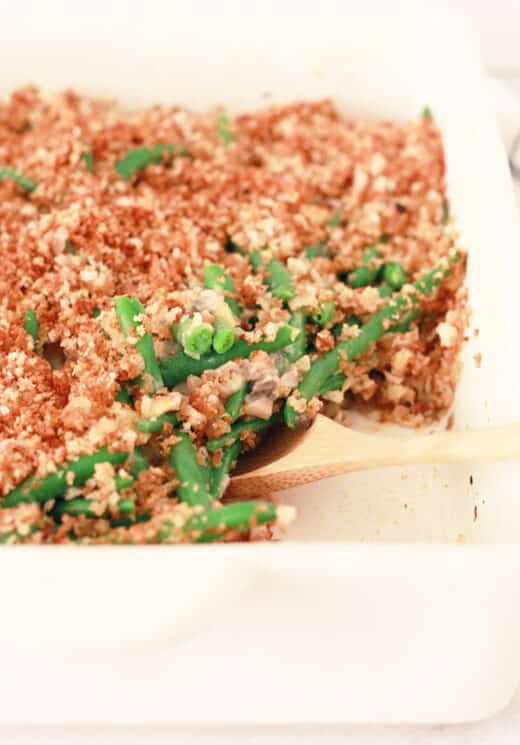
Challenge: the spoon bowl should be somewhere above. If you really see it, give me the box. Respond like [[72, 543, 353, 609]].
[[228, 414, 520, 499]]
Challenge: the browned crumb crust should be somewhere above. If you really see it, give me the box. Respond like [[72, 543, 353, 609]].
[[0, 88, 467, 542]]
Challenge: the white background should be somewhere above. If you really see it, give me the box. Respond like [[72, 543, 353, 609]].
[[4, 0, 520, 743]]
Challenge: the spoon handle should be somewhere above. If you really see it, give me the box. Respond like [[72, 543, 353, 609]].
[[339, 422, 520, 471], [229, 415, 520, 498]]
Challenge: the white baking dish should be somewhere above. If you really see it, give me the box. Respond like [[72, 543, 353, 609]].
[[1, 0, 519, 725]]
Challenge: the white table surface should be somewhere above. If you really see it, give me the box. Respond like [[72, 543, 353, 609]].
[[3, 74, 520, 745]]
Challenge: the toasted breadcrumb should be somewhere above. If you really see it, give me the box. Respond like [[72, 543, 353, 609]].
[[0, 88, 466, 543]]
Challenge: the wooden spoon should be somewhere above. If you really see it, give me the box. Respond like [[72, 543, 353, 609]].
[[228, 414, 520, 499]]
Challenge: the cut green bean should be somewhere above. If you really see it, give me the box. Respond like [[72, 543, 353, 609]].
[[52, 497, 97, 520], [115, 295, 164, 392], [441, 200, 450, 226], [53, 476, 136, 520], [80, 151, 93, 173], [249, 250, 264, 272], [319, 372, 346, 395], [285, 254, 461, 426], [65, 241, 76, 255], [160, 324, 299, 387], [115, 385, 133, 405], [155, 520, 174, 542], [136, 412, 178, 433], [382, 262, 407, 291], [23, 309, 39, 348], [328, 211, 343, 227], [117, 498, 135, 514], [128, 447, 150, 478], [174, 317, 213, 358], [225, 384, 247, 421], [213, 316, 236, 354], [250, 251, 296, 301], [216, 115, 235, 146], [115, 144, 189, 180], [210, 439, 241, 499], [377, 283, 393, 298], [203, 263, 241, 316], [388, 308, 420, 334], [284, 311, 307, 364], [347, 244, 382, 288], [0, 166, 37, 193], [111, 512, 151, 529], [184, 500, 280, 543], [168, 432, 212, 508], [265, 259, 296, 301], [305, 241, 328, 259], [206, 412, 281, 452], [4, 448, 128, 507], [114, 473, 135, 491], [311, 301, 336, 326]]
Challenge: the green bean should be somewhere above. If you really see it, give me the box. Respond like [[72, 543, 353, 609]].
[[203, 263, 241, 317], [174, 317, 213, 358], [388, 308, 420, 334], [117, 498, 135, 514], [328, 211, 343, 227], [52, 472, 135, 520], [114, 473, 135, 491], [115, 384, 133, 404], [110, 512, 151, 529], [65, 241, 76, 255], [210, 439, 241, 499], [136, 412, 178, 433], [23, 309, 39, 349], [115, 295, 164, 392], [285, 254, 461, 426], [168, 432, 212, 508], [184, 500, 282, 542], [134, 335, 164, 391], [80, 151, 93, 173], [441, 200, 450, 226], [128, 447, 150, 478], [319, 372, 346, 395], [305, 242, 328, 259], [249, 250, 264, 272], [250, 251, 296, 301], [52, 497, 97, 519], [347, 244, 382, 288], [0, 166, 37, 193], [377, 283, 393, 298], [284, 311, 307, 364], [216, 115, 235, 146], [115, 144, 189, 180], [213, 316, 236, 354], [225, 384, 247, 421], [382, 262, 407, 291], [206, 412, 282, 452], [160, 324, 299, 387], [4, 448, 128, 507], [265, 260, 296, 301], [311, 301, 336, 326]]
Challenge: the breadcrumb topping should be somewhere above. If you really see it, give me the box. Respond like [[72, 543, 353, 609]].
[[0, 88, 467, 543]]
